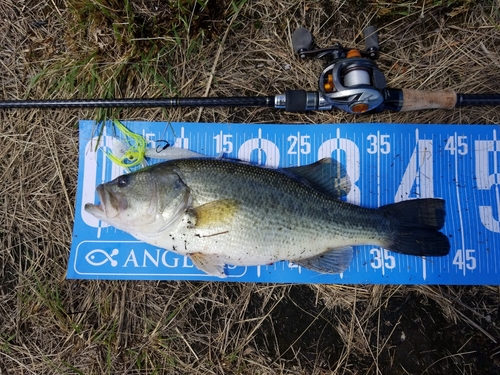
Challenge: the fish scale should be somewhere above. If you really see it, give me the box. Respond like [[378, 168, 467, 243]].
[[85, 156, 449, 277]]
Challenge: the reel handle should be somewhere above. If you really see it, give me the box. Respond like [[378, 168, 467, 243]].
[[363, 26, 379, 50], [292, 28, 313, 58], [363, 26, 379, 58]]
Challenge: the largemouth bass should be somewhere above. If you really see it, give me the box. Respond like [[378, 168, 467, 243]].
[[85, 158, 450, 278]]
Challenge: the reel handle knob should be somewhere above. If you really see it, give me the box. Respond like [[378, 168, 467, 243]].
[[292, 28, 313, 57], [363, 26, 379, 58]]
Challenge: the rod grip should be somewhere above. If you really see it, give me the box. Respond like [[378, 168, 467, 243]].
[[400, 89, 457, 111]]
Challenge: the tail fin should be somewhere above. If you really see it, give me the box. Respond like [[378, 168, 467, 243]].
[[380, 199, 450, 256]]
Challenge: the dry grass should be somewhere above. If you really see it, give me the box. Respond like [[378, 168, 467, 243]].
[[1, 0, 500, 374]]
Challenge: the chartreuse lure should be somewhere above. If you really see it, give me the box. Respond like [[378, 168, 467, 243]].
[[106, 119, 147, 168], [104, 120, 203, 170]]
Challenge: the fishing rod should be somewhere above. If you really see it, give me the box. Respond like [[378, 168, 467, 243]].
[[1, 26, 499, 114]]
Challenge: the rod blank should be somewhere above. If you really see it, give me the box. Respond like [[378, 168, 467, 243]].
[[0, 96, 276, 109]]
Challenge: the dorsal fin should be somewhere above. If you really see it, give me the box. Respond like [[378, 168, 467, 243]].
[[284, 158, 351, 198]]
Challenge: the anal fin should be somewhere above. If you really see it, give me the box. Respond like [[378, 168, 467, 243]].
[[294, 247, 353, 274], [189, 252, 227, 278]]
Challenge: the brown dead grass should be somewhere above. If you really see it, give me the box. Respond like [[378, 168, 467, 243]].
[[1, 0, 500, 374]]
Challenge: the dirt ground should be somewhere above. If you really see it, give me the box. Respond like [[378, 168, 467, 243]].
[[1, 0, 500, 374]]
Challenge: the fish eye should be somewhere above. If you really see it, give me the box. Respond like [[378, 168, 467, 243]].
[[117, 175, 129, 188]]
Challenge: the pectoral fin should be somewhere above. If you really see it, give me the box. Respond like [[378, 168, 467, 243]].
[[189, 253, 227, 278], [188, 199, 240, 228], [294, 247, 353, 274]]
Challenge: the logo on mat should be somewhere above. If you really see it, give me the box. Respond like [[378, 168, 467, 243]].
[[85, 248, 119, 267]]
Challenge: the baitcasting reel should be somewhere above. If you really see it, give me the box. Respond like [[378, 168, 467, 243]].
[[292, 26, 386, 114]]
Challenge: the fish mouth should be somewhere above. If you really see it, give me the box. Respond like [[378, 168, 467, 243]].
[[84, 184, 128, 220]]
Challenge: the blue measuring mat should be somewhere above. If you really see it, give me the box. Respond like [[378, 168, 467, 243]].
[[68, 120, 500, 284]]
